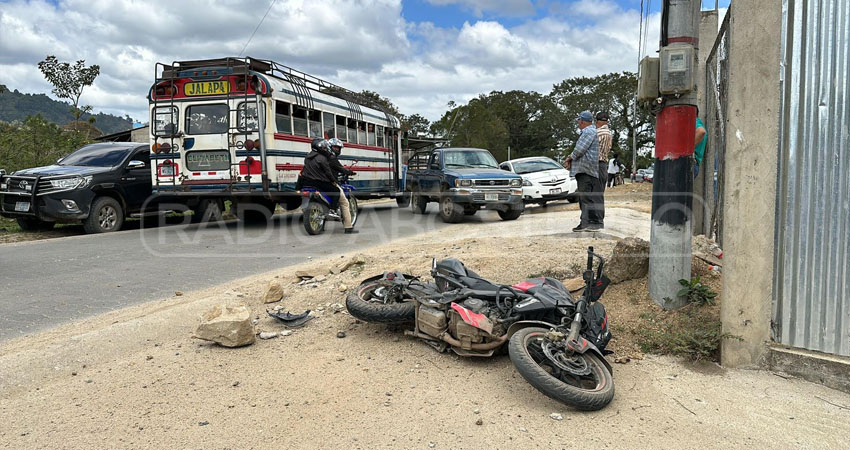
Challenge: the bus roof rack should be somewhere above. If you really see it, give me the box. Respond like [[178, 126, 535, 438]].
[[162, 57, 272, 78]]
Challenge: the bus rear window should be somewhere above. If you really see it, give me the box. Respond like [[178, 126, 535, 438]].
[[186, 104, 228, 135], [153, 106, 178, 137]]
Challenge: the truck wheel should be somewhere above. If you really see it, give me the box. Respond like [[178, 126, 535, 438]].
[[439, 196, 464, 223], [498, 208, 523, 221], [84, 196, 124, 233], [411, 189, 428, 214], [16, 217, 55, 232], [191, 199, 224, 223], [396, 191, 411, 208]]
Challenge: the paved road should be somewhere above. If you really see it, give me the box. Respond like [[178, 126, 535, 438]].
[[0, 201, 466, 342]]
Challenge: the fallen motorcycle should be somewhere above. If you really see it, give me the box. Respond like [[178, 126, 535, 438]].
[[345, 246, 615, 410]]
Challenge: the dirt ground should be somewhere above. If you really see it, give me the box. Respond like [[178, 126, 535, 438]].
[[1, 201, 848, 449]]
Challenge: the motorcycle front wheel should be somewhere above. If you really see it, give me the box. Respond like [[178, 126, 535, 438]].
[[509, 327, 614, 411], [348, 195, 359, 227], [303, 201, 328, 235], [345, 275, 416, 323]]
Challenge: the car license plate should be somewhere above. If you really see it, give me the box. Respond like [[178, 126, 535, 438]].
[[550, 188, 561, 195], [15, 201, 30, 212], [485, 193, 499, 201], [160, 165, 176, 177], [184, 80, 230, 97]]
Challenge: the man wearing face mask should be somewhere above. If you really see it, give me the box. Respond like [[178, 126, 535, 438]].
[[564, 110, 601, 232]]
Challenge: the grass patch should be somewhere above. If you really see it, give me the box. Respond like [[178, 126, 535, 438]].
[[636, 304, 740, 361], [0, 216, 21, 233]]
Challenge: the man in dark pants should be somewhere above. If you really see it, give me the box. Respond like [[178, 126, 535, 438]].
[[565, 111, 601, 232], [595, 111, 613, 227]]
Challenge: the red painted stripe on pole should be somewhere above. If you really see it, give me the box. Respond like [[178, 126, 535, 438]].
[[667, 36, 698, 45], [656, 105, 696, 160]]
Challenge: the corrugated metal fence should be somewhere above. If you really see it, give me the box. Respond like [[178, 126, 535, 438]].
[[773, 0, 850, 357], [702, 11, 730, 245]]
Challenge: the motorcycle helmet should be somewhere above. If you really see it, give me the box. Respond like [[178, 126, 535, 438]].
[[327, 138, 344, 155], [311, 138, 327, 152]]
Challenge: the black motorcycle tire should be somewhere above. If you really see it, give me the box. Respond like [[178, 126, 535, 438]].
[[509, 327, 614, 411], [345, 276, 416, 323], [303, 200, 328, 235]]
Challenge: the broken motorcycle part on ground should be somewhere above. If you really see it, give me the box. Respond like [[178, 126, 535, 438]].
[[266, 310, 315, 328]]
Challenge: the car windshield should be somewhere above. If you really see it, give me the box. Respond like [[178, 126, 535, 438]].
[[58, 144, 130, 167], [512, 158, 563, 174], [443, 150, 499, 169]]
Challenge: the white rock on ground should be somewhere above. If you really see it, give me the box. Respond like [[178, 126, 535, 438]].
[[258, 332, 277, 340], [194, 304, 255, 348], [263, 281, 284, 303]]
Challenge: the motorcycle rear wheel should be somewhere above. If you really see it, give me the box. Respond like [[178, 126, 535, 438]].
[[303, 201, 328, 235], [345, 276, 416, 323], [509, 327, 614, 411]]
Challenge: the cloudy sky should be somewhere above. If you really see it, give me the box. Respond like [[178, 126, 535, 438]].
[[0, 0, 729, 124]]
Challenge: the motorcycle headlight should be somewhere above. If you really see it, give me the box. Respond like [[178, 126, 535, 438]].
[[50, 176, 91, 189], [510, 178, 523, 187], [521, 178, 532, 186]]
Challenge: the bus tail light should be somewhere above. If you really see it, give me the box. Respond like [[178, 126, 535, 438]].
[[244, 140, 255, 150], [254, 139, 260, 150]]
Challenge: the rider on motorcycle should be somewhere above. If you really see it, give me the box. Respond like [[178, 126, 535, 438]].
[[301, 138, 356, 234], [327, 138, 356, 234]]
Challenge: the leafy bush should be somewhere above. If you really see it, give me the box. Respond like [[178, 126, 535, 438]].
[[677, 277, 718, 306]]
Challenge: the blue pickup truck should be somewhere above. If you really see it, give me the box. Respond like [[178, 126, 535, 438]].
[[404, 147, 524, 223]]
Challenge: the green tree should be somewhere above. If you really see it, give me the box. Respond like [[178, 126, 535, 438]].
[[431, 97, 509, 160], [37, 56, 100, 127], [0, 115, 90, 172], [402, 113, 430, 136], [0, 84, 6, 94], [550, 72, 655, 172]]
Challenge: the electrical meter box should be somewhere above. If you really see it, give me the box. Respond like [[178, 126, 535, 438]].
[[659, 44, 696, 95], [637, 56, 660, 102]]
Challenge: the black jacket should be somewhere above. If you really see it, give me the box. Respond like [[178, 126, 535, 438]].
[[329, 153, 355, 176], [302, 149, 336, 184]]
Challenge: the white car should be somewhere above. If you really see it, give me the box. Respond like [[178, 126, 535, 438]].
[[500, 156, 577, 206]]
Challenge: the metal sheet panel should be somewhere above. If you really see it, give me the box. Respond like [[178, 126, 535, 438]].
[[774, 0, 850, 357]]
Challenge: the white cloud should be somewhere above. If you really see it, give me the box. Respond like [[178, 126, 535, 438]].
[[0, 0, 659, 125]]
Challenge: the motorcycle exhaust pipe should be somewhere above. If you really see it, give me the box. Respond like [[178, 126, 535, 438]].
[[439, 332, 507, 351]]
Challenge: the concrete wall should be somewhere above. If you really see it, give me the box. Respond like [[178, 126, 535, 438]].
[[693, 9, 719, 236], [130, 126, 150, 144], [719, 1, 782, 368]]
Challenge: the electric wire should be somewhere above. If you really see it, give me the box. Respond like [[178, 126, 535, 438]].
[[239, 0, 278, 57]]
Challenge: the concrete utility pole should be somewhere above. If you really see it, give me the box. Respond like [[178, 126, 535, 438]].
[[649, 0, 701, 309]]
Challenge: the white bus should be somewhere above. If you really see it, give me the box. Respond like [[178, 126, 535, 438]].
[[147, 57, 407, 221]]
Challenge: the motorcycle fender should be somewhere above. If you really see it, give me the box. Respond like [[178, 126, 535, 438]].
[[577, 339, 613, 374], [505, 320, 556, 339], [300, 196, 311, 210]]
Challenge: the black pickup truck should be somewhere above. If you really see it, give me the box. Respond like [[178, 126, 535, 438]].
[[0, 142, 153, 233], [404, 147, 524, 223]]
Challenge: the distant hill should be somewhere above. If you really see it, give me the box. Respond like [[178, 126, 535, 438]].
[[0, 89, 134, 135]]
